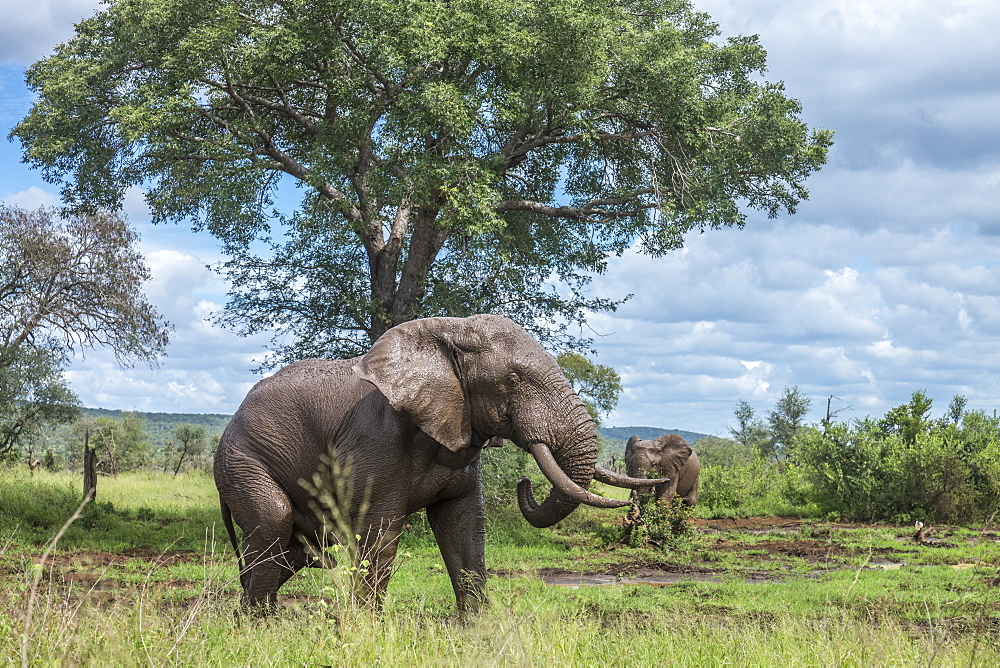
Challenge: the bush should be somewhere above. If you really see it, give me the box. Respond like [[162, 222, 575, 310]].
[[480, 442, 541, 514], [790, 410, 1000, 523], [699, 458, 770, 511], [622, 497, 694, 549]]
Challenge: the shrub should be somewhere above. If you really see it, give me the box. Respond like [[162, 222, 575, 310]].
[[480, 442, 539, 514], [699, 458, 775, 514], [791, 411, 1000, 523], [623, 496, 695, 549]]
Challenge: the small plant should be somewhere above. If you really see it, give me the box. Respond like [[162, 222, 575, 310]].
[[622, 495, 695, 549]]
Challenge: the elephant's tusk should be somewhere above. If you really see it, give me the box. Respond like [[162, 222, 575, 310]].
[[527, 443, 631, 509], [593, 465, 671, 489]]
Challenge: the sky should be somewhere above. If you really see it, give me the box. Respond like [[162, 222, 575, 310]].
[[2, 0, 1000, 436]]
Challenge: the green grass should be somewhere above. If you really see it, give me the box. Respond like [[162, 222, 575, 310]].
[[3, 469, 1000, 665]]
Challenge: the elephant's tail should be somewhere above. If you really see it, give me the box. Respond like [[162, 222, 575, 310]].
[[219, 499, 246, 575]]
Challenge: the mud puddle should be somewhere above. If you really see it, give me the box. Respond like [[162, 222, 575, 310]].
[[541, 569, 769, 587]]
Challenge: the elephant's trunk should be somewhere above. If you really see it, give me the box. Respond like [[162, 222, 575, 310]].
[[522, 443, 631, 508], [516, 400, 629, 527]]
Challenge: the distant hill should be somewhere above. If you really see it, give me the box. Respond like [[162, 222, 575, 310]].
[[81, 408, 232, 448], [597, 426, 711, 466], [65, 412, 704, 462], [599, 426, 708, 444]]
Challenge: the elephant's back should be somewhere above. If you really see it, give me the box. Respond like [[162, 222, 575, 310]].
[[245, 357, 360, 414], [220, 358, 366, 467]]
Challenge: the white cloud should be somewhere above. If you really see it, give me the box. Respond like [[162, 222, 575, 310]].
[[589, 208, 1000, 432], [3, 186, 58, 209], [0, 1, 102, 65]]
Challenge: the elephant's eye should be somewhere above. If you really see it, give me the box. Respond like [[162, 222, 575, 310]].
[[507, 372, 520, 385]]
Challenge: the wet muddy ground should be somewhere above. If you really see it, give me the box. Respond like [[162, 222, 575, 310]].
[[535, 517, 1000, 587], [10, 517, 999, 597]]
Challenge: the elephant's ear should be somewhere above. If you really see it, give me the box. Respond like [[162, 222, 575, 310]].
[[352, 317, 473, 452], [657, 435, 693, 470]]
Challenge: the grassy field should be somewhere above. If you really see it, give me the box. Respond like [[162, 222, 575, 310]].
[[2, 469, 999, 665]]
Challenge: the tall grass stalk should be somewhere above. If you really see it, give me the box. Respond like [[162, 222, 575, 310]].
[[11, 588, 997, 665], [20, 490, 91, 668]]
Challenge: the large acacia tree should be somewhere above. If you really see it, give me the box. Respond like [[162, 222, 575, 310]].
[[12, 0, 831, 361]]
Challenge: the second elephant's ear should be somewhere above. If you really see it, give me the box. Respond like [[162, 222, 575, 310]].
[[352, 317, 472, 452], [657, 435, 693, 471]]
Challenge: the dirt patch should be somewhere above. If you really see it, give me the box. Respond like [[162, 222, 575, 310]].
[[8, 517, 990, 597], [531, 517, 957, 586], [31, 547, 202, 569], [693, 516, 813, 531], [4, 548, 212, 601]]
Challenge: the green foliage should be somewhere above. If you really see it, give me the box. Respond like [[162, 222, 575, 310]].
[[556, 352, 622, 424], [13, 0, 830, 361], [0, 205, 168, 459], [766, 386, 812, 459], [69, 413, 153, 475], [0, 469, 221, 551], [166, 423, 207, 474], [878, 389, 934, 445], [3, 470, 1000, 665], [698, 458, 781, 516], [790, 392, 1000, 523], [0, 347, 80, 459], [729, 400, 771, 459], [41, 408, 230, 467], [7, 472, 1000, 666], [690, 435, 756, 467], [82, 408, 231, 439], [730, 387, 812, 461], [480, 442, 536, 515], [623, 497, 695, 549]]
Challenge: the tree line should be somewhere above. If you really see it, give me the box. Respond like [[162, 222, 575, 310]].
[[23, 412, 223, 478], [697, 388, 1000, 524]]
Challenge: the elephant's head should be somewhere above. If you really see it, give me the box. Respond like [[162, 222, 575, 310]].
[[625, 434, 693, 480], [353, 314, 647, 527]]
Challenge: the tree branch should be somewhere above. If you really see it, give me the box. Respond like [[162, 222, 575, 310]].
[[494, 188, 657, 222]]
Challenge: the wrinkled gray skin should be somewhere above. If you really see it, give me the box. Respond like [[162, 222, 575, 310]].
[[215, 314, 654, 615], [625, 434, 701, 506]]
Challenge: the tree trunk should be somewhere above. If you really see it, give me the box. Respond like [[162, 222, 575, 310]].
[[173, 444, 187, 475], [83, 429, 97, 502], [389, 208, 448, 326], [365, 201, 447, 343]]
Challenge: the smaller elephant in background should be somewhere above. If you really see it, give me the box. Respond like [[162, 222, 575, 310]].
[[625, 434, 700, 506]]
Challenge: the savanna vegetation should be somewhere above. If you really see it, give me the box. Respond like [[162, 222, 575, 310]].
[[3, 459, 999, 665], [688, 388, 1000, 526], [4, 345, 999, 664], [3, 389, 1000, 664]]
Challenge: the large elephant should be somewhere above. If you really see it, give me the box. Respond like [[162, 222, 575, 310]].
[[625, 434, 700, 506], [215, 314, 658, 615]]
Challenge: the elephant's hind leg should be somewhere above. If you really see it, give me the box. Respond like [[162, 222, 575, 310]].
[[229, 478, 302, 615]]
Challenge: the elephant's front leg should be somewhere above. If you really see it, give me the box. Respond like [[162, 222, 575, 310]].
[[355, 515, 404, 610], [655, 478, 679, 504], [426, 487, 487, 613]]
